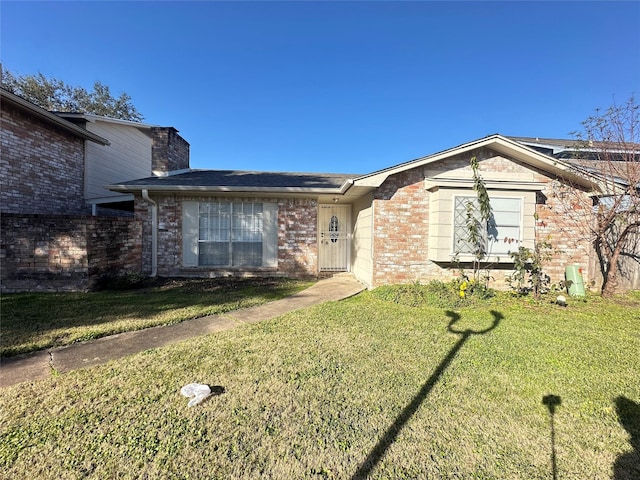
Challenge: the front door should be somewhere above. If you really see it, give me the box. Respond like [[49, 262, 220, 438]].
[[318, 204, 350, 272]]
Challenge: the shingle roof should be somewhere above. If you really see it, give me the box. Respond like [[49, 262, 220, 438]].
[[510, 136, 640, 161], [508, 136, 580, 148], [109, 169, 360, 193]]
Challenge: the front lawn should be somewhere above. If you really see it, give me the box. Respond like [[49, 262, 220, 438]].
[[1, 290, 639, 479], [0, 277, 311, 357]]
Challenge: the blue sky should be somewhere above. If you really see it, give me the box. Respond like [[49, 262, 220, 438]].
[[2, 1, 639, 174]]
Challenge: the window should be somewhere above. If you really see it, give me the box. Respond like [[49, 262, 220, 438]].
[[183, 202, 277, 268], [453, 196, 522, 257]]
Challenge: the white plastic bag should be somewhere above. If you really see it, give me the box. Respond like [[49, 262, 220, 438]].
[[180, 383, 212, 407]]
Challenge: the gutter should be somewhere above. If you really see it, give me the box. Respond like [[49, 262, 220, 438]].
[[141, 189, 158, 277], [339, 178, 355, 195], [108, 185, 345, 195]]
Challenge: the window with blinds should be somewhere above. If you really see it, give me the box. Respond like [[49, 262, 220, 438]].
[[182, 201, 277, 268], [453, 196, 522, 256]]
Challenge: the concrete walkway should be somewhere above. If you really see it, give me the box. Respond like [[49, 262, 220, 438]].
[[0, 275, 365, 388]]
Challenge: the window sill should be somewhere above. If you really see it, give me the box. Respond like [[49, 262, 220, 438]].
[[430, 254, 516, 264], [181, 266, 278, 272]]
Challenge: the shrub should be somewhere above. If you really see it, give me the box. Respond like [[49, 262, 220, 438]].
[[506, 239, 554, 299]]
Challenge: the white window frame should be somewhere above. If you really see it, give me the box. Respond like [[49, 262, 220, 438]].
[[452, 195, 523, 258], [182, 201, 278, 268], [427, 187, 535, 263]]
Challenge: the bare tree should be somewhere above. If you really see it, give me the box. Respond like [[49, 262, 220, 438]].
[[567, 96, 640, 297]]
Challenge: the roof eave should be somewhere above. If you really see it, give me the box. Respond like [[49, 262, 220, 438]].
[[107, 185, 345, 195], [55, 112, 159, 129], [1, 89, 110, 145], [352, 134, 600, 191]]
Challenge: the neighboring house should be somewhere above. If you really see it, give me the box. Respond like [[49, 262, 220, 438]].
[[57, 113, 190, 214], [508, 136, 586, 158], [1, 88, 110, 215], [1, 88, 190, 216], [0, 89, 189, 291], [512, 136, 640, 291], [108, 134, 604, 289]]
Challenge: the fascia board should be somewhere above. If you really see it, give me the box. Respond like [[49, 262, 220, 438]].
[[56, 112, 159, 129], [352, 134, 601, 192], [489, 139, 604, 192], [352, 135, 505, 187], [2, 90, 110, 145], [107, 185, 344, 195]]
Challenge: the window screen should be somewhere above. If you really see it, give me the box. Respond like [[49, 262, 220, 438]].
[[198, 202, 263, 266], [453, 196, 521, 256]]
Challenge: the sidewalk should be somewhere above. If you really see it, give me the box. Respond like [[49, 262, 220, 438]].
[[0, 275, 365, 388]]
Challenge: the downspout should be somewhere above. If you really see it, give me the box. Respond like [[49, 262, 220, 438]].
[[141, 189, 158, 277]]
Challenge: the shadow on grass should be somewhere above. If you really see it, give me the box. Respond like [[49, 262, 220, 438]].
[[351, 309, 503, 480], [1, 278, 307, 357], [542, 394, 562, 480], [614, 396, 640, 480]]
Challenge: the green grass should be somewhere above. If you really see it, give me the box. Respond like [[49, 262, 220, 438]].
[[0, 278, 312, 357], [1, 289, 639, 479]]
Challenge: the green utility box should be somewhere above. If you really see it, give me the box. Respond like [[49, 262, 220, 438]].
[[565, 265, 586, 297]]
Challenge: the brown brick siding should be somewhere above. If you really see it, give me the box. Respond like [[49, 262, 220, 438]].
[[135, 195, 319, 278], [1, 214, 142, 292], [534, 182, 595, 287], [371, 150, 595, 289], [277, 199, 318, 275], [1, 102, 88, 215], [373, 168, 431, 285]]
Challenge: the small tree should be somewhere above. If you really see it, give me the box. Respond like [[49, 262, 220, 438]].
[[564, 96, 639, 297], [507, 238, 554, 299], [1, 66, 144, 122], [469, 155, 494, 283], [453, 156, 495, 295]]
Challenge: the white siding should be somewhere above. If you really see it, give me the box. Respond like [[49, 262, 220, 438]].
[[427, 190, 453, 261], [351, 194, 373, 288], [84, 121, 152, 202]]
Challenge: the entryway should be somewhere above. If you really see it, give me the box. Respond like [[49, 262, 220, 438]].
[[318, 204, 350, 272]]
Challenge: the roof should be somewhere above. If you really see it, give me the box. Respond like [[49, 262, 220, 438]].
[[510, 136, 640, 160], [351, 134, 599, 191], [0, 89, 110, 145], [55, 112, 161, 130], [108, 170, 360, 195], [108, 134, 609, 198], [508, 136, 581, 150]]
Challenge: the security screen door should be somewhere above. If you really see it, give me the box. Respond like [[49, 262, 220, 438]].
[[318, 204, 350, 272]]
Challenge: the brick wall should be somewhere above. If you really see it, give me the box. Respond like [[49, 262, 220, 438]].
[[135, 195, 318, 278], [371, 151, 595, 289], [1, 102, 88, 215], [534, 182, 594, 287], [372, 168, 432, 285], [277, 198, 318, 275], [151, 127, 190, 174], [1, 214, 142, 292]]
